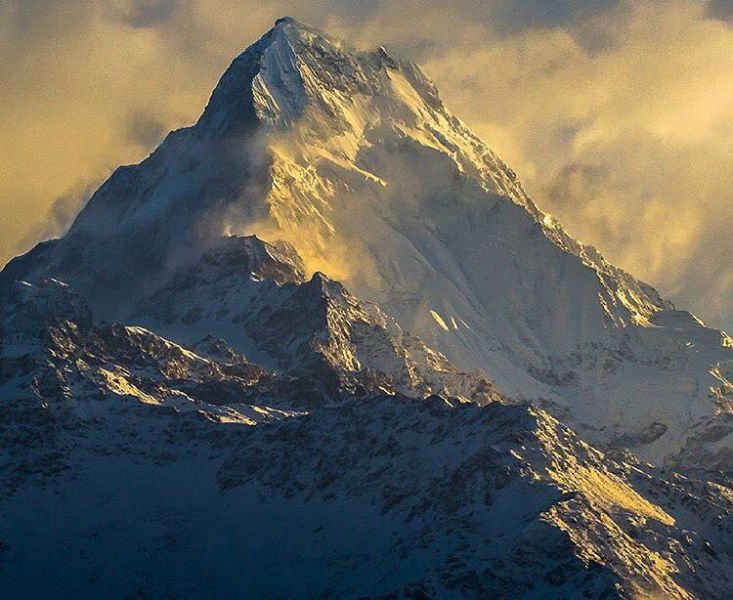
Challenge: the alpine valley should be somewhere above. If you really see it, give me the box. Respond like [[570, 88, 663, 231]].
[[1, 18, 732, 599]]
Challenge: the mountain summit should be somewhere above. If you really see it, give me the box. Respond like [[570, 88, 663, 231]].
[[4, 17, 730, 469], [2, 20, 733, 596]]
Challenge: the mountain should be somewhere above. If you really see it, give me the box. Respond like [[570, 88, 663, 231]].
[[2, 279, 732, 598], [3, 17, 731, 470], [1, 17, 732, 598]]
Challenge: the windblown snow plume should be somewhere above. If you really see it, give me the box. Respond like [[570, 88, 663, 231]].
[[1, 17, 731, 599]]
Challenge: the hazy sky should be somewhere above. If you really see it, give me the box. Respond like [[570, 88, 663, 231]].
[[1, 0, 732, 330]]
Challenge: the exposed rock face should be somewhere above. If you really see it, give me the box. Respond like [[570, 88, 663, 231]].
[[1, 17, 732, 599]]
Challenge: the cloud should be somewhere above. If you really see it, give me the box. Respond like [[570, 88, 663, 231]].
[[126, 110, 167, 149], [1, 0, 732, 332], [707, 0, 733, 21], [414, 0, 733, 330], [113, 0, 183, 28], [17, 180, 99, 255], [489, 0, 620, 33]]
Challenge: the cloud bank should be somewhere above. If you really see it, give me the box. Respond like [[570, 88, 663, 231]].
[[1, 0, 731, 330]]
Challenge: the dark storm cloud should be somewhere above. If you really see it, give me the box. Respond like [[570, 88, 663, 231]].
[[0, 0, 95, 43], [326, 0, 621, 35], [116, 0, 181, 28], [126, 110, 167, 149], [707, 0, 733, 21], [18, 181, 99, 252], [489, 0, 620, 33], [0, 0, 623, 48]]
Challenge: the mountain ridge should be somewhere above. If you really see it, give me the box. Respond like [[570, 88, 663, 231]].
[[2, 17, 731, 468], [1, 18, 732, 598], [2, 275, 732, 598]]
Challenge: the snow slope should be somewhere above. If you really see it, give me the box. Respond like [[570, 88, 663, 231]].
[[1, 22, 733, 596], [2, 18, 729, 467], [1, 279, 731, 598]]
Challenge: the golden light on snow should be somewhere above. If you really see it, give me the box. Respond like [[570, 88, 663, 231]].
[[1, 0, 732, 329]]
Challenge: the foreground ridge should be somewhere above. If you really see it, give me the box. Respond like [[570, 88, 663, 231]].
[[1, 279, 732, 597]]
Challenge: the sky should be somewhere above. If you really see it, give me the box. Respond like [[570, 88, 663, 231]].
[[1, 0, 732, 331]]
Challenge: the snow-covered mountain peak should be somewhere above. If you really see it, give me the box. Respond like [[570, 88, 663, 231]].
[[2, 19, 733, 595], [197, 15, 402, 134], [269, 15, 344, 49], [2, 19, 732, 469], [272, 15, 309, 29]]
